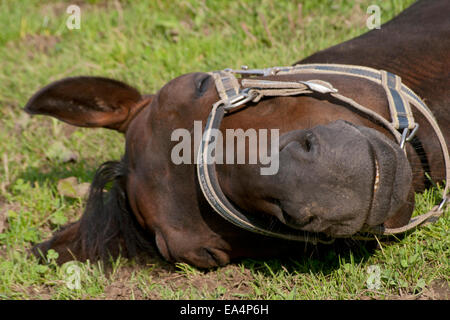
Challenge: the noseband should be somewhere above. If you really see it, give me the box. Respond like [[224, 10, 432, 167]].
[[196, 63, 449, 243]]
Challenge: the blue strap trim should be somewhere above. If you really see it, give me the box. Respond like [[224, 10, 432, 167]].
[[401, 86, 433, 116], [292, 64, 423, 130], [294, 64, 382, 81], [384, 71, 413, 130], [389, 88, 410, 129]]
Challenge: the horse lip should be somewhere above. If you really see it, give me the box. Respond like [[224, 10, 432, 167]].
[[361, 127, 408, 223], [338, 121, 404, 225], [373, 158, 380, 196], [335, 121, 394, 212]]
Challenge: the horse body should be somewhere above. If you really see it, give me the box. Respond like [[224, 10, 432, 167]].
[[300, 0, 450, 189], [25, 0, 449, 267]]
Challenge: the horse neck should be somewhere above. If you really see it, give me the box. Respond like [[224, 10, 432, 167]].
[[299, 0, 450, 102]]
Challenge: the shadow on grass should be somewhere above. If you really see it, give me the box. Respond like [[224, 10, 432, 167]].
[[99, 237, 385, 278], [236, 238, 381, 277]]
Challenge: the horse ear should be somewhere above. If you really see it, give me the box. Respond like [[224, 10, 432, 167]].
[[24, 76, 153, 133]]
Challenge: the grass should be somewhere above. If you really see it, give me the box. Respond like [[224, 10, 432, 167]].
[[0, 0, 448, 300]]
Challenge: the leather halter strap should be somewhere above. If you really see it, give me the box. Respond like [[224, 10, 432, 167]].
[[197, 63, 448, 242], [196, 103, 335, 244]]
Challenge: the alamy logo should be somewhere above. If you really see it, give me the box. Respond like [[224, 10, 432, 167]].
[[366, 265, 381, 290], [366, 5, 381, 30], [66, 5, 81, 30], [171, 121, 280, 175], [63, 262, 81, 290]]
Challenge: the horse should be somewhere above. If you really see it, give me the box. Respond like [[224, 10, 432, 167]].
[[25, 0, 449, 268]]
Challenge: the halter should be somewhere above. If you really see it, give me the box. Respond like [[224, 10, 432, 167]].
[[196, 63, 449, 243]]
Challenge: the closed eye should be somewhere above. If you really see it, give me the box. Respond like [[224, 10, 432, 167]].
[[196, 74, 211, 97]]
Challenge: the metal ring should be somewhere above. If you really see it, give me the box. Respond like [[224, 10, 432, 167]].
[[223, 90, 257, 111], [399, 123, 419, 149]]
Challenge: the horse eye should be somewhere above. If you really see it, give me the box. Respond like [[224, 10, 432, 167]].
[[196, 75, 211, 97]]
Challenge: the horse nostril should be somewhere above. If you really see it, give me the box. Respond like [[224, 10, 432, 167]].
[[279, 130, 317, 154], [302, 132, 314, 152]]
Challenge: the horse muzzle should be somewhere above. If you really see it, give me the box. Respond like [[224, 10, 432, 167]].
[[273, 120, 412, 237]]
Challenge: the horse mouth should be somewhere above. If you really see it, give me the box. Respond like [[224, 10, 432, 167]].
[[373, 159, 380, 195], [355, 125, 412, 228]]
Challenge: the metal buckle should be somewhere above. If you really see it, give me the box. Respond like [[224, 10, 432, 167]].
[[399, 123, 419, 149], [224, 65, 282, 77], [223, 89, 257, 112], [300, 81, 338, 94]]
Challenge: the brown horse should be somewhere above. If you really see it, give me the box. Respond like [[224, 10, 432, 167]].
[[25, 0, 449, 268]]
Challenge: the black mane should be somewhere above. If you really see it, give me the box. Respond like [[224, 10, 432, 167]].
[[78, 160, 153, 261]]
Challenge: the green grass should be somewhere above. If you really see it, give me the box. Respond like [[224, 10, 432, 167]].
[[0, 0, 448, 300]]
